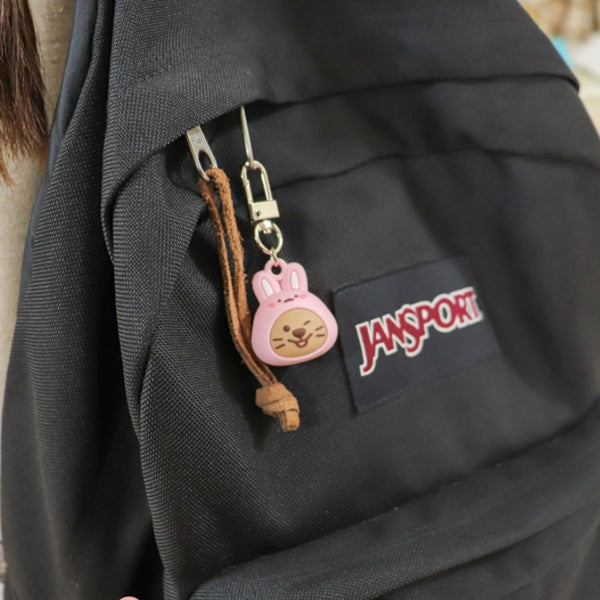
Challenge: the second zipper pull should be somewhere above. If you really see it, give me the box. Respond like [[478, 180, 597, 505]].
[[238, 106, 339, 368]]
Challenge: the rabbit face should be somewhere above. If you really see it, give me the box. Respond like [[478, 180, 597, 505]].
[[270, 308, 329, 358], [251, 259, 338, 366]]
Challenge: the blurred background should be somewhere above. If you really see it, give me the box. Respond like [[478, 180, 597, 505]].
[[520, 0, 600, 126]]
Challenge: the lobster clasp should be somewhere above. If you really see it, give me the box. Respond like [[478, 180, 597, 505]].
[[239, 105, 284, 260], [241, 159, 280, 230]]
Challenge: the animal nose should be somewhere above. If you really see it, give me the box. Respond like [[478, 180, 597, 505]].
[[292, 328, 306, 339]]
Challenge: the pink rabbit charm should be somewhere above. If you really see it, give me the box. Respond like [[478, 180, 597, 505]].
[[251, 259, 338, 366]]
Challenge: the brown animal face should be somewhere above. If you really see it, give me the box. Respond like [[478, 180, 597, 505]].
[[270, 308, 329, 358]]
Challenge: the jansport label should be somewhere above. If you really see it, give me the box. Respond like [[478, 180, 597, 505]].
[[333, 257, 500, 412]]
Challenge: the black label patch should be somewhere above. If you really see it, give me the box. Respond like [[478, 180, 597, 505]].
[[333, 257, 500, 412]]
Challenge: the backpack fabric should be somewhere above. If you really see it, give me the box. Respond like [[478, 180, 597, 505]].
[[3, 1, 600, 599]]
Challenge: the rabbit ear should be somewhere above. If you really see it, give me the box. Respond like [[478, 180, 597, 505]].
[[252, 270, 281, 302], [282, 262, 308, 291]]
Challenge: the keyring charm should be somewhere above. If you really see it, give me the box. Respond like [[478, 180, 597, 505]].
[[239, 106, 339, 366], [251, 259, 338, 366]]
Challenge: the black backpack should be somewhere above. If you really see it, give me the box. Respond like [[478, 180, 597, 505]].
[[3, 1, 600, 598]]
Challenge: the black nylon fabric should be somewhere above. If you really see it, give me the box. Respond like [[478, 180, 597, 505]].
[[3, 1, 600, 599]]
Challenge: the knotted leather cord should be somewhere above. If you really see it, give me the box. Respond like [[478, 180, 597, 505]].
[[198, 168, 300, 432]]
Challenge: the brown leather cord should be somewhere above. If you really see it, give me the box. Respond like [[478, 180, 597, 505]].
[[198, 168, 300, 432]]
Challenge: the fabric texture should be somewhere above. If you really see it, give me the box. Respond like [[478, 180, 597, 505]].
[[3, 1, 600, 599]]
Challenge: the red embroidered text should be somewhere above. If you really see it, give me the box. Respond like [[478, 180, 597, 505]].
[[356, 287, 483, 376]]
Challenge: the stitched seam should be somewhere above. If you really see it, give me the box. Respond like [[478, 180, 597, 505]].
[[334, 256, 471, 298], [112, 14, 568, 87], [375, 503, 600, 600], [270, 146, 600, 195], [207, 397, 600, 583], [106, 71, 584, 216], [113, 70, 578, 104]]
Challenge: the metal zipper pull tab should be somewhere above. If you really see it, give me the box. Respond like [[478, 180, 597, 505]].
[[238, 105, 339, 377], [185, 125, 218, 181], [239, 106, 283, 262]]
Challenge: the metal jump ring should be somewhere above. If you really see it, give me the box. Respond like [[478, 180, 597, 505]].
[[254, 222, 283, 257], [268, 249, 279, 264]]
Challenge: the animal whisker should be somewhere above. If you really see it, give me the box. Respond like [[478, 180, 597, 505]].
[[275, 344, 286, 349]]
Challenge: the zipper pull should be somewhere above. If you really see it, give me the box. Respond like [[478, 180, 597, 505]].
[[240, 105, 280, 221], [185, 125, 218, 181], [239, 106, 282, 262], [239, 106, 283, 263], [238, 105, 339, 370], [185, 121, 301, 431]]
